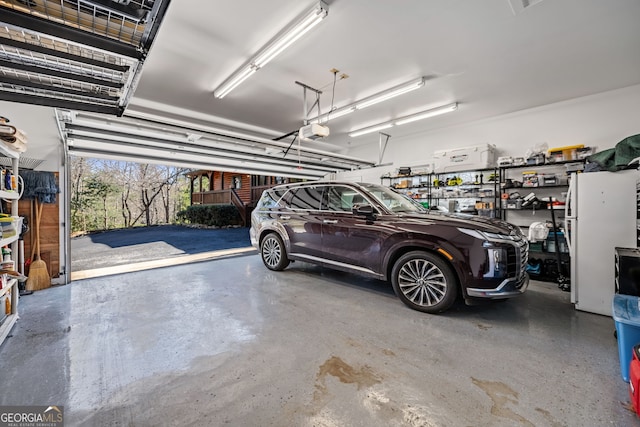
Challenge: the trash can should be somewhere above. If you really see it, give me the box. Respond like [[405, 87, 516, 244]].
[[630, 344, 640, 415], [612, 294, 640, 382]]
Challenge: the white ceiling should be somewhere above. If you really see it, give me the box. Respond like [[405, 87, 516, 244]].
[[3, 0, 640, 172], [127, 0, 640, 147]]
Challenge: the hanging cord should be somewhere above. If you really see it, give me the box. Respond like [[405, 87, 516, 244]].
[[283, 134, 298, 158], [327, 70, 338, 120], [322, 71, 348, 123]]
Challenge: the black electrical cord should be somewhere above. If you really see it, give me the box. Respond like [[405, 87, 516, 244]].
[[282, 134, 298, 158]]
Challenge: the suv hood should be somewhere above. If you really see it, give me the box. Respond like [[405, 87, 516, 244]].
[[395, 211, 520, 236]]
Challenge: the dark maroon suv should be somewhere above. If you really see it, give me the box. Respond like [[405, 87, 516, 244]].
[[250, 181, 529, 313]]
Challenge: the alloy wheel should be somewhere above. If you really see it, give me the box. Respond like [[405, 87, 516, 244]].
[[397, 259, 447, 307]]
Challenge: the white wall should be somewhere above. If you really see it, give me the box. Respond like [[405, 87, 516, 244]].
[[334, 84, 640, 181]]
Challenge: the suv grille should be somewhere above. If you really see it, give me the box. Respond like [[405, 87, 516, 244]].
[[506, 237, 529, 282]]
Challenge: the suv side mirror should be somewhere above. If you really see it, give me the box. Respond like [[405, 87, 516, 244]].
[[353, 203, 375, 217]]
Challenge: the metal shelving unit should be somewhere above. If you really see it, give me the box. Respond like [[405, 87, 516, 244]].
[[0, 145, 20, 348], [381, 167, 500, 215]]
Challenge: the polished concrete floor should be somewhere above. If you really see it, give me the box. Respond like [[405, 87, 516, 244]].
[[0, 253, 638, 426]]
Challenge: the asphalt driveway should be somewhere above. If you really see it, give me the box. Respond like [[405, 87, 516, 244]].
[[71, 225, 253, 271]]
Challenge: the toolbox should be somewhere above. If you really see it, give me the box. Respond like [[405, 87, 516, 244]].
[[547, 144, 585, 162]]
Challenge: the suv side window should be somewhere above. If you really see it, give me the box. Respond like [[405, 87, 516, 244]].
[[258, 188, 288, 209], [287, 186, 322, 210], [322, 185, 366, 212]]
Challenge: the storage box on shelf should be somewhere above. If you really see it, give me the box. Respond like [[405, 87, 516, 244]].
[[433, 143, 496, 173]]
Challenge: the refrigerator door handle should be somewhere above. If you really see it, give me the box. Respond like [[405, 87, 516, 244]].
[[565, 174, 575, 258], [566, 218, 574, 258], [565, 173, 575, 219]]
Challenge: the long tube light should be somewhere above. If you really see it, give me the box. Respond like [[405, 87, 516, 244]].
[[348, 102, 458, 138], [214, 67, 257, 99], [214, 1, 328, 99], [355, 77, 425, 110], [309, 106, 356, 124], [307, 76, 426, 124]]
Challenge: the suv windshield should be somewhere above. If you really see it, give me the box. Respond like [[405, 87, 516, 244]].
[[359, 183, 426, 213]]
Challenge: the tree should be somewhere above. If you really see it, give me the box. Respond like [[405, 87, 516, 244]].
[[70, 156, 192, 232], [84, 176, 118, 230]]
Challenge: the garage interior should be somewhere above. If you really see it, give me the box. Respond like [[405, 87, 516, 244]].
[[0, 0, 640, 426]]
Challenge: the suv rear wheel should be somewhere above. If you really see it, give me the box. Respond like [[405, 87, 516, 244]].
[[391, 251, 457, 313], [260, 233, 290, 271]]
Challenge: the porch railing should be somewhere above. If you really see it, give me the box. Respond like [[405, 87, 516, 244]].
[[230, 189, 248, 226], [250, 185, 272, 204], [191, 190, 231, 205]]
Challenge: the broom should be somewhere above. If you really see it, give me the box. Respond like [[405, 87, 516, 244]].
[[25, 198, 50, 291]]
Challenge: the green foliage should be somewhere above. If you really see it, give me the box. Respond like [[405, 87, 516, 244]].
[[70, 157, 192, 233], [177, 204, 242, 227], [84, 176, 118, 200]]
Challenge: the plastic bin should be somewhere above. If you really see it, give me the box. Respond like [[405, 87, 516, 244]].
[[612, 294, 640, 382], [629, 344, 640, 415]]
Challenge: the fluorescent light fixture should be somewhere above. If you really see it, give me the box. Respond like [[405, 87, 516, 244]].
[[215, 66, 257, 99], [348, 102, 458, 138], [394, 103, 458, 125], [355, 77, 425, 110], [348, 123, 394, 138], [307, 76, 425, 124], [309, 106, 356, 124], [253, 4, 328, 67], [214, 1, 328, 98]]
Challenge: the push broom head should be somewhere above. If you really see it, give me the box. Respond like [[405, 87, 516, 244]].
[[26, 257, 50, 291]]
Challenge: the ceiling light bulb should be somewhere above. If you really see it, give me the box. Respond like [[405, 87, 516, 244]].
[[355, 77, 425, 110], [394, 103, 458, 125], [348, 123, 394, 138]]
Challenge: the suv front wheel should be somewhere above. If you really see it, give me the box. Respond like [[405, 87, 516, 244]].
[[391, 251, 457, 313], [260, 233, 290, 271]]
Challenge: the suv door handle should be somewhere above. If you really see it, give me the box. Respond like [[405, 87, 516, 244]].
[[280, 215, 291, 220], [323, 219, 338, 224]]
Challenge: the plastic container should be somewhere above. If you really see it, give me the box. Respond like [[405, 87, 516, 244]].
[[612, 294, 640, 381], [432, 144, 496, 173], [629, 344, 640, 415]]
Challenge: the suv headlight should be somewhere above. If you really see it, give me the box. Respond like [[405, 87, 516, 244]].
[[458, 228, 512, 279], [458, 228, 516, 242]]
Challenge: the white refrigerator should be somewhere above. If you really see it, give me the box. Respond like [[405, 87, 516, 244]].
[[566, 169, 638, 316]]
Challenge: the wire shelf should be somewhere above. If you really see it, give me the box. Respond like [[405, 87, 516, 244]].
[[0, 25, 133, 70], [0, 0, 156, 46], [0, 156, 44, 170]]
